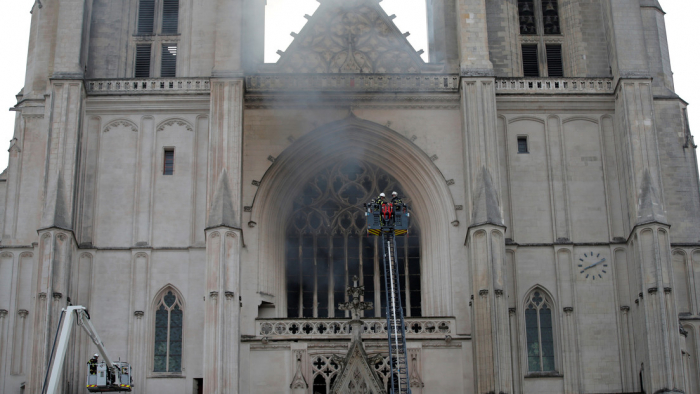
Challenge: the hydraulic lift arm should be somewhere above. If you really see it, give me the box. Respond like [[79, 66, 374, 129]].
[[45, 306, 127, 394]]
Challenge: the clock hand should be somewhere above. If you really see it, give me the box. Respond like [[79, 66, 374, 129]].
[[582, 258, 606, 271]]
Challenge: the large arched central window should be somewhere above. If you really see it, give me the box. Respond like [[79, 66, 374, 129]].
[[285, 159, 421, 318]]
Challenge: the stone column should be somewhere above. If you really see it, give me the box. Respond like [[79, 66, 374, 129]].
[[602, 0, 686, 390], [457, 2, 512, 390], [203, 222, 242, 394], [616, 78, 684, 394], [133, 118, 156, 246], [461, 79, 513, 393], [128, 251, 150, 393], [0, 309, 7, 384], [212, 0, 243, 77], [24, 0, 87, 387], [25, 230, 75, 394], [52, 0, 88, 79], [639, 0, 674, 95], [203, 48, 244, 393], [455, 0, 493, 75]]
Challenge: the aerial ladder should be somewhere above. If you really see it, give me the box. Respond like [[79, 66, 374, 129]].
[[366, 198, 411, 394], [43, 306, 132, 394]]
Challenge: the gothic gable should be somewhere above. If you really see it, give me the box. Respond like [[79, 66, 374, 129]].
[[263, 0, 427, 74], [330, 341, 386, 394]]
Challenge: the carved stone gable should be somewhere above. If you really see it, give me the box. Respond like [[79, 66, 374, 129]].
[[330, 342, 386, 394], [265, 0, 426, 74]]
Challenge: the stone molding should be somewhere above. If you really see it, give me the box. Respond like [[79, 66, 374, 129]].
[[246, 74, 459, 92], [496, 78, 614, 94], [257, 317, 454, 340], [87, 79, 211, 95], [103, 119, 138, 133]]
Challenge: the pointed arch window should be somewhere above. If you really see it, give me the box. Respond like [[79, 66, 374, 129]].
[[525, 290, 555, 372], [154, 290, 183, 372], [285, 159, 421, 318]]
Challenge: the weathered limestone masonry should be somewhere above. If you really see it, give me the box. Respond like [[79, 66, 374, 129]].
[[204, 0, 245, 393], [20, 1, 91, 393], [2, 0, 700, 393], [457, 1, 513, 393], [603, 0, 685, 392]]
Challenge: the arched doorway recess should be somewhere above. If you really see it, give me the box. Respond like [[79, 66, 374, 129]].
[[251, 116, 456, 317]]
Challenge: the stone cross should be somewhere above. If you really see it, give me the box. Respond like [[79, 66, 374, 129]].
[[339, 276, 373, 321]]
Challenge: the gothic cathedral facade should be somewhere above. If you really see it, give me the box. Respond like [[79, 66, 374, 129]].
[[0, 0, 699, 393]]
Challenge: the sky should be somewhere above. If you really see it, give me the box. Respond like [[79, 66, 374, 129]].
[[0, 0, 697, 172]]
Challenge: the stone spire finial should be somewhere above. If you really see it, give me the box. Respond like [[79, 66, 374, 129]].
[[470, 166, 503, 227], [206, 168, 238, 229], [339, 276, 373, 322], [41, 170, 71, 230]]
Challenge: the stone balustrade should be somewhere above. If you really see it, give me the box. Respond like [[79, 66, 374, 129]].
[[86, 78, 211, 95], [256, 317, 454, 340], [245, 74, 460, 92], [495, 77, 614, 94], [85, 76, 614, 95]]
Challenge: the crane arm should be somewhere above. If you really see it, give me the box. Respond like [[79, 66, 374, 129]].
[[45, 306, 120, 394], [75, 308, 117, 370]]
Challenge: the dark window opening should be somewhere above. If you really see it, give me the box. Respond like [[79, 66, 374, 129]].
[[518, 137, 529, 154], [161, 44, 177, 77], [164, 149, 175, 175], [313, 375, 327, 394], [546, 44, 564, 77], [285, 159, 422, 318], [137, 0, 155, 35], [518, 1, 537, 34], [162, 0, 180, 34], [135, 44, 152, 78], [193, 378, 203, 394], [522, 44, 539, 77], [542, 0, 560, 34]]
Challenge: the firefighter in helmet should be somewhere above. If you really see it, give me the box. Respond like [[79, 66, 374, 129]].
[[391, 191, 402, 205], [375, 192, 387, 205], [374, 193, 388, 225], [88, 354, 99, 375]]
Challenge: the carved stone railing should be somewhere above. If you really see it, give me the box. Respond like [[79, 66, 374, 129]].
[[495, 78, 614, 94], [86, 78, 211, 95], [256, 317, 454, 340], [245, 74, 460, 93]]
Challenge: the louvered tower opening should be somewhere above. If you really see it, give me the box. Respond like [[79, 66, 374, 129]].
[[522, 44, 539, 77], [161, 44, 177, 77], [162, 0, 179, 34], [546, 44, 563, 77], [135, 44, 151, 78], [137, 0, 155, 35]]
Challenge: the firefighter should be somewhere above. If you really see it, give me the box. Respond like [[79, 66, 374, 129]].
[[391, 191, 402, 205], [374, 193, 387, 225], [88, 354, 99, 375], [375, 192, 387, 205]]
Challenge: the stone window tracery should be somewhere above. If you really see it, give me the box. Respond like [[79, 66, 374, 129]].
[[153, 290, 183, 373], [285, 159, 421, 318], [524, 289, 555, 372]]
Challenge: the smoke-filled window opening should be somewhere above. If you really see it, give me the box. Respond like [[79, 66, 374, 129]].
[[285, 159, 422, 319]]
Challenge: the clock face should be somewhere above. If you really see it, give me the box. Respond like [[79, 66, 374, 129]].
[[578, 252, 608, 281]]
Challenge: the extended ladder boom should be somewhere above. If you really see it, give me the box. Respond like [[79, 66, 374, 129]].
[[45, 306, 131, 394], [381, 232, 411, 394]]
